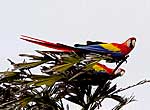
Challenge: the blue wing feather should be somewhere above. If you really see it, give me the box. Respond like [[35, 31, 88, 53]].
[[76, 44, 123, 58], [76, 45, 110, 52]]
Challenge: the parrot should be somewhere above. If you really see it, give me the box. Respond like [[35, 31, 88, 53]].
[[20, 35, 136, 61], [74, 63, 125, 85], [92, 63, 125, 77]]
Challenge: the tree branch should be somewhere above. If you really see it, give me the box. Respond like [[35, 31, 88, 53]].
[[112, 55, 129, 75], [112, 79, 150, 94]]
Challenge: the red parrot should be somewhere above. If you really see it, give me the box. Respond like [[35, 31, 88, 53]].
[[20, 35, 136, 60], [92, 63, 125, 76]]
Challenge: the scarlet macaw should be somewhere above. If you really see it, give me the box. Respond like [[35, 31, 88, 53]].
[[20, 35, 136, 60], [75, 63, 125, 83], [92, 63, 125, 76]]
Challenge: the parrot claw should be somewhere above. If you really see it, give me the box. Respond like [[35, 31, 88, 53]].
[[124, 55, 129, 63]]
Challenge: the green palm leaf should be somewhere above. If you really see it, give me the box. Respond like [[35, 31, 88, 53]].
[[0, 71, 19, 77], [19, 54, 44, 60], [19, 97, 32, 107], [13, 60, 49, 70], [33, 75, 64, 86], [51, 63, 74, 72]]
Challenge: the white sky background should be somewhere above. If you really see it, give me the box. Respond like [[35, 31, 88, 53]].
[[0, 0, 150, 109]]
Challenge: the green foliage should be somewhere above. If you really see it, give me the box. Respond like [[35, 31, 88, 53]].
[[33, 75, 64, 86], [0, 50, 134, 110]]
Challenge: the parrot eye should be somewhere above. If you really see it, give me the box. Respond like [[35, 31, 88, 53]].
[[126, 40, 131, 48]]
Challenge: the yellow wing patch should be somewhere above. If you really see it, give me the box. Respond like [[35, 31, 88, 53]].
[[93, 64, 105, 72], [99, 43, 120, 52]]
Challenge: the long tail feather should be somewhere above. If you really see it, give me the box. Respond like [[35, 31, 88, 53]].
[[20, 35, 77, 52]]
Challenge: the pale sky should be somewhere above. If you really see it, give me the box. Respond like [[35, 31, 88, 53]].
[[0, 0, 150, 110]]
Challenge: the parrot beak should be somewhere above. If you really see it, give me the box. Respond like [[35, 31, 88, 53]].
[[131, 39, 136, 48], [114, 68, 125, 76]]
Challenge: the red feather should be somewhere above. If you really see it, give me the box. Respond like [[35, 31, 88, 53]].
[[95, 63, 113, 75], [20, 35, 77, 52]]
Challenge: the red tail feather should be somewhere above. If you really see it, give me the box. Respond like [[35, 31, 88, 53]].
[[20, 35, 77, 52]]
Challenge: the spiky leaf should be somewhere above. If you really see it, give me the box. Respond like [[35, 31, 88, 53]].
[[19, 97, 32, 107], [19, 54, 44, 60], [13, 60, 49, 70], [51, 63, 74, 72], [33, 75, 64, 86], [0, 72, 19, 77]]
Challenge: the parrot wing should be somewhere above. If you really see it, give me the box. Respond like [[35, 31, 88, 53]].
[[93, 63, 113, 74], [74, 41, 107, 47], [76, 43, 120, 53], [86, 41, 107, 45]]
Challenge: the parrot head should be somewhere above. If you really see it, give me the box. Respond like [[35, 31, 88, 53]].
[[123, 37, 136, 49], [114, 68, 125, 76]]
